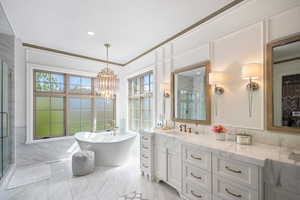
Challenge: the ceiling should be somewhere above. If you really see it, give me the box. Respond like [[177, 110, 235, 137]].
[[1, 0, 236, 64]]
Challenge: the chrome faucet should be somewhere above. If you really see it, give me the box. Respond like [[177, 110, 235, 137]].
[[179, 124, 187, 132]]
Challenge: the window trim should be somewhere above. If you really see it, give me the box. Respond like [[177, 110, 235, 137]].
[[27, 63, 116, 143]]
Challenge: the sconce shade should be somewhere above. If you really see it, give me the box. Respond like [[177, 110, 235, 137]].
[[241, 63, 260, 80], [160, 82, 169, 92], [209, 72, 223, 85]]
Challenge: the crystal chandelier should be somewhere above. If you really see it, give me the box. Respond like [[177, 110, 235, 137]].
[[95, 44, 118, 98]]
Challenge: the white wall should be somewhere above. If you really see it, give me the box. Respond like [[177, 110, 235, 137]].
[[120, 0, 300, 147]]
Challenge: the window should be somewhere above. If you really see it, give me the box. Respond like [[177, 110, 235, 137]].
[[33, 70, 116, 139], [95, 98, 115, 131], [128, 71, 153, 131], [68, 98, 93, 135]]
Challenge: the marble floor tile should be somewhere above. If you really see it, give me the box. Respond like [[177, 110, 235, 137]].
[[0, 152, 180, 200]]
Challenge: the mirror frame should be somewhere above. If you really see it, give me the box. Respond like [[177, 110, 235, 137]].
[[267, 33, 300, 134], [171, 61, 211, 125]]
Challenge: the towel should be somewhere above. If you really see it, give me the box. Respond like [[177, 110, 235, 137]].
[[264, 159, 300, 195]]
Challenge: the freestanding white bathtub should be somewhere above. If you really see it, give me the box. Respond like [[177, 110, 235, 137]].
[[74, 131, 137, 166]]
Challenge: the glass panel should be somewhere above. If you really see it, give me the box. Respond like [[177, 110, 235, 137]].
[[69, 76, 91, 94], [69, 84, 81, 93], [51, 83, 64, 92], [70, 76, 81, 85], [51, 123, 64, 137], [35, 96, 65, 138], [35, 72, 65, 92], [36, 81, 51, 92], [51, 74, 64, 83], [36, 122, 50, 138], [68, 98, 92, 134], [36, 72, 50, 82], [36, 96, 50, 110], [69, 98, 81, 109], [51, 97, 63, 110], [51, 111, 64, 123]]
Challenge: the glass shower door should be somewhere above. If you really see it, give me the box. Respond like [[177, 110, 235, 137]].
[[0, 60, 12, 180]]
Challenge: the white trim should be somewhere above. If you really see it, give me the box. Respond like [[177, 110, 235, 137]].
[[25, 62, 98, 144]]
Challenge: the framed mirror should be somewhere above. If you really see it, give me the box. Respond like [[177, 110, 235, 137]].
[[267, 33, 300, 133], [171, 61, 211, 124]]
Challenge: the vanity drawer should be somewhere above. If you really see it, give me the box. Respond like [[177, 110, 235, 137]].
[[183, 163, 212, 192], [213, 155, 259, 189], [141, 135, 152, 145], [183, 145, 212, 171], [140, 160, 151, 172], [183, 181, 212, 200], [213, 176, 258, 200]]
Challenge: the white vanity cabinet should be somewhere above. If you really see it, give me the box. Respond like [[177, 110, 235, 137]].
[[154, 134, 182, 191], [182, 144, 212, 200], [181, 143, 263, 200], [212, 154, 263, 200], [139, 131, 154, 180], [144, 132, 265, 200]]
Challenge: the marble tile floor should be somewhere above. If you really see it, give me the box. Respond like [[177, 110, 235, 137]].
[[0, 157, 180, 200]]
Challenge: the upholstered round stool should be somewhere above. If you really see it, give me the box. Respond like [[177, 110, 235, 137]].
[[72, 150, 95, 176]]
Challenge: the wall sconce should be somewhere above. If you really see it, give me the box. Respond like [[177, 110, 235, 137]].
[[241, 63, 260, 117], [209, 72, 224, 116], [160, 82, 170, 98], [209, 72, 224, 95]]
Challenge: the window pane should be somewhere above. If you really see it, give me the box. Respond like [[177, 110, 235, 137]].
[[68, 98, 92, 134], [36, 96, 50, 110], [69, 84, 81, 93], [69, 76, 91, 94], [70, 98, 81, 109], [51, 111, 64, 123], [70, 76, 81, 85], [36, 82, 51, 92], [51, 74, 64, 83], [36, 72, 50, 82], [51, 123, 64, 137], [36, 123, 50, 138], [35, 72, 65, 92], [128, 72, 153, 132], [81, 78, 91, 86], [36, 111, 50, 125], [95, 98, 115, 132], [51, 83, 64, 92], [35, 96, 65, 139], [51, 97, 63, 110]]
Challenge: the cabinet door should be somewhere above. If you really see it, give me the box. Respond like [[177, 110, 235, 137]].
[[266, 185, 300, 200], [155, 147, 167, 181], [167, 151, 181, 190]]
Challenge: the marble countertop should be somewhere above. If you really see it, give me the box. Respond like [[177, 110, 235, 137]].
[[151, 129, 300, 167]]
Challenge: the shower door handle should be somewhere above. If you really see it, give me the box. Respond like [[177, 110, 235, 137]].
[[0, 112, 9, 138]]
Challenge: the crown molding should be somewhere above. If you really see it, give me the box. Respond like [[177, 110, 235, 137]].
[[22, 43, 125, 66], [124, 0, 245, 66], [22, 0, 245, 67]]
